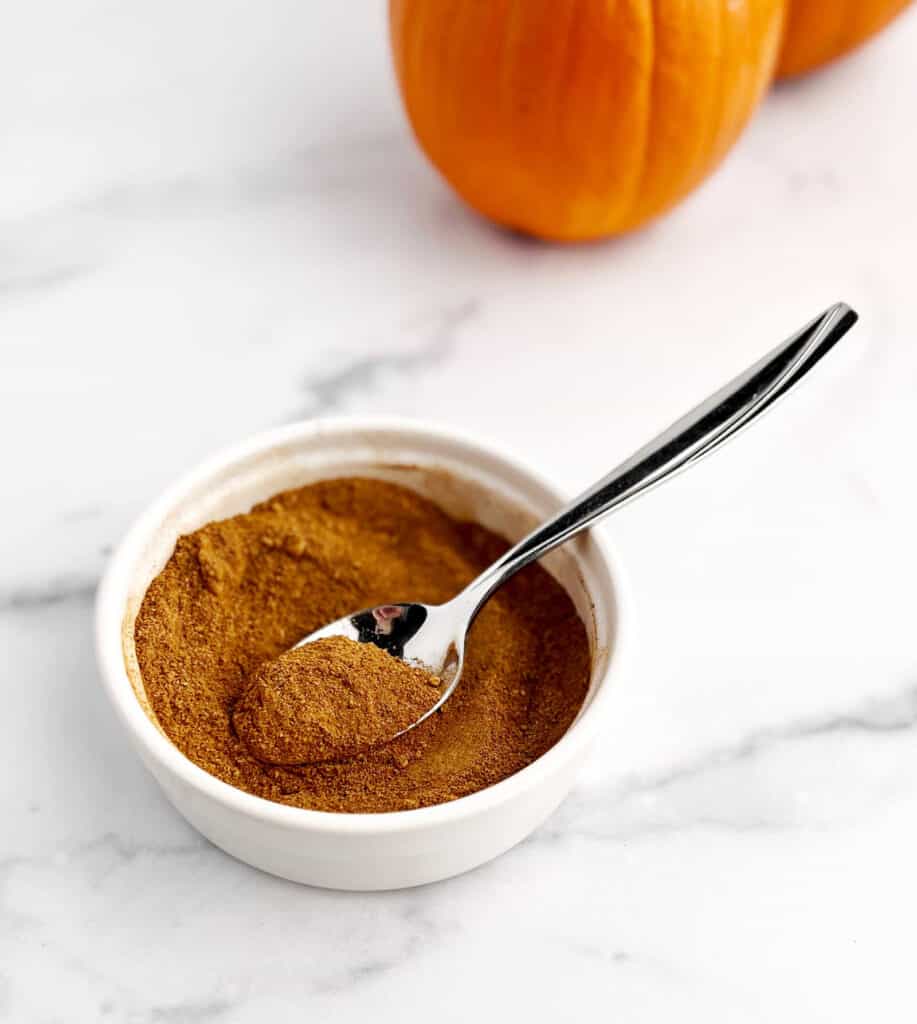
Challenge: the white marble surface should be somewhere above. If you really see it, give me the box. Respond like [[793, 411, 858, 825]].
[[4, 4, 917, 1021]]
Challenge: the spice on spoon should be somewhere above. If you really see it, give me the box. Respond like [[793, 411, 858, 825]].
[[232, 636, 441, 764]]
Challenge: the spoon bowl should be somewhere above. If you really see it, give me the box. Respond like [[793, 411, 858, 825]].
[[297, 600, 466, 734]]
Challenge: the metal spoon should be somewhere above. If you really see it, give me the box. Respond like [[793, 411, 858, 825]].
[[298, 303, 858, 738]]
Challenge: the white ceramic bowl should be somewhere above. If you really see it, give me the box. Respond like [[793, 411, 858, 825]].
[[95, 418, 630, 890]]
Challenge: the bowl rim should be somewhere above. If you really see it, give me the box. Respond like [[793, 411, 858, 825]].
[[95, 416, 631, 835]]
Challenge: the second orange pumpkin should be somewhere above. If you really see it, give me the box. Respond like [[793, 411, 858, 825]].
[[390, 0, 785, 241], [778, 0, 913, 77]]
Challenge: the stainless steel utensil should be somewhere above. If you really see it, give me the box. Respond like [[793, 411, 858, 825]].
[[298, 303, 858, 737]]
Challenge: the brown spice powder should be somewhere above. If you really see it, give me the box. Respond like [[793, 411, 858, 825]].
[[232, 636, 442, 764], [133, 477, 591, 813]]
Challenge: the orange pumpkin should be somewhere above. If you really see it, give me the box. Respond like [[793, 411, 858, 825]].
[[390, 0, 785, 241], [778, 0, 914, 77]]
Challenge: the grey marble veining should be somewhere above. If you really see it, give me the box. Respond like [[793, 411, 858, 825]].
[[297, 300, 479, 419], [0, 576, 98, 612]]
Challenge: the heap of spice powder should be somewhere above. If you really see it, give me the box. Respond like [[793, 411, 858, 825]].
[[232, 637, 442, 764], [133, 477, 591, 813]]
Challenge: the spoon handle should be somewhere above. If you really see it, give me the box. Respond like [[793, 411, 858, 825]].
[[462, 302, 858, 613]]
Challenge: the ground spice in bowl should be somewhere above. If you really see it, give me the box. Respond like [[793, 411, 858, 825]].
[[134, 477, 591, 813]]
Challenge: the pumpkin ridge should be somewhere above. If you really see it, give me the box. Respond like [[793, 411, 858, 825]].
[[623, 0, 659, 234], [547, 0, 581, 234]]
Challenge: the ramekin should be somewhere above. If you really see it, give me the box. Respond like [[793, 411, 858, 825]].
[[95, 418, 630, 890]]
